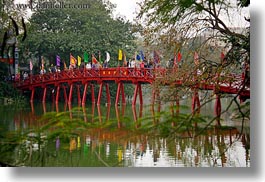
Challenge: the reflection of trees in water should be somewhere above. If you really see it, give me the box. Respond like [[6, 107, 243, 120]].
[[1, 102, 250, 167]]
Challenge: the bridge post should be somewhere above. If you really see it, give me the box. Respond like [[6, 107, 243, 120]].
[[215, 93, 222, 126], [132, 83, 142, 106], [132, 105, 142, 129], [191, 90, 200, 114], [132, 84, 138, 106], [151, 89, 156, 104], [42, 87, 47, 103], [115, 82, 126, 105], [115, 105, 121, 128], [115, 82, 121, 105], [82, 83, 88, 106], [97, 83, 103, 105], [55, 85, 60, 103], [30, 88, 35, 102], [97, 104, 102, 123]]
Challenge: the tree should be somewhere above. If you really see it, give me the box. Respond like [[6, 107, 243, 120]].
[[20, 0, 137, 69], [137, 0, 250, 66], [137, 0, 250, 125], [18, 0, 137, 100]]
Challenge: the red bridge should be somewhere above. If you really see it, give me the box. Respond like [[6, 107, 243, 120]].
[[14, 67, 250, 108]]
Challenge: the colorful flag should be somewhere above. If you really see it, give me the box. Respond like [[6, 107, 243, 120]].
[[70, 53, 77, 66], [136, 55, 141, 61], [56, 55, 60, 67], [105, 51, 110, 62], [177, 52, 182, 62], [78, 56, 81, 66], [194, 51, 199, 66], [92, 54, 98, 64], [84, 52, 89, 63], [29, 60, 33, 71], [118, 49, 123, 61]]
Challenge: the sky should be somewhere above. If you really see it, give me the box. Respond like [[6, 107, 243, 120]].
[[14, 0, 142, 22], [108, 0, 142, 22]]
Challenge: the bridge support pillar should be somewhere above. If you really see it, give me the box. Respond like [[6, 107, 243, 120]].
[[115, 82, 126, 105], [192, 90, 200, 114], [97, 83, 103, 106], [215, 94, 222, 126], [30, 88, 35, 102], [191, 90, 200, 128], [132, 83, 143, 106], [42, 87, 47, 103], [82, 83, 88, 106], [151, 88, 160, 105], [97, 82, 111, 106], [55, 85, 60, 103], [132, 104, 143, 128]]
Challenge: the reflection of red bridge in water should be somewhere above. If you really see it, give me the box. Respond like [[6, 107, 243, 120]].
[[14, 68, 250, 120], [14, 101, 250, 167]]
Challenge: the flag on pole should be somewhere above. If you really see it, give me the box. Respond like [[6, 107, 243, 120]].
[[105, 51, 110, 62], [118, 49, 123, 61], [84, 52, 89, 63], [194, 51, 199, 66], [29, 60, 33, 71], [56, 55, 60, 67], [70, 53, 77, 66], [92, 54, 98, 64], [78, 56, 81, 66]]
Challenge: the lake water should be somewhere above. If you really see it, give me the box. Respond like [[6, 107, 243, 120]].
[[0, 95, 250, 167]]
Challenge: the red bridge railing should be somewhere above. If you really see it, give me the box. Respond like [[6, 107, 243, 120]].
[[14, 67, 250, 104]]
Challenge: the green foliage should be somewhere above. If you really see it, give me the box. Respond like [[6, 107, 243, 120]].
[[19, 0, 137, 68], [0, 63, 26, 104], [138, 0, 250, 66]]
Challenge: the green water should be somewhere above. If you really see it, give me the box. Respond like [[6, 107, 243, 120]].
[[0, 97, 250, 167]]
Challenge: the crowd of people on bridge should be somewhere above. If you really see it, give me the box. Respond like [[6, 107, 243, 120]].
[[37, 51, 167, 76]]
